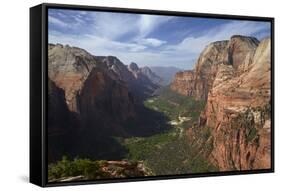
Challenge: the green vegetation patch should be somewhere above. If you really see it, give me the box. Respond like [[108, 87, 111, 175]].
[[122, 131, 217, 175], [246, 128, 258, 143], [48, 156, 107, 181], [144, 86, 205, 123], [123, 129, 178, 161]]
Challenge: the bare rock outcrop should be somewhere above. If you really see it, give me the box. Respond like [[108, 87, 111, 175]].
[[171, 36, 259, 101], [171, 40, 229, 100], [170, 70, 195, 96], [49, 160, 153, 183], [48, 44, 98, 112]]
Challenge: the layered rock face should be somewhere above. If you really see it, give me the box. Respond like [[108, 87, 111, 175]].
[[171, 36, 271, 170], [171, 40, 229, 100], [171, 36, 259, 101], [203, 38, 271, 170], [170, 71, 195, 96]]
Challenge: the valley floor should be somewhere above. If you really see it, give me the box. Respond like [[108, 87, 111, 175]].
[[119, 87, 216, 175]]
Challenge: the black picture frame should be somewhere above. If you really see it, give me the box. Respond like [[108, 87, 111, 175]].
[[30, 3, 275, 187]]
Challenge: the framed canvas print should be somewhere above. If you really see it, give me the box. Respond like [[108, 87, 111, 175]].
[[30, 3, 274, 187]]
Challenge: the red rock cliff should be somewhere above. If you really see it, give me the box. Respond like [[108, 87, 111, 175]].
[[171, 36, 259, 101], [202, 38, 271, 170], [171, 36, 271, 170]]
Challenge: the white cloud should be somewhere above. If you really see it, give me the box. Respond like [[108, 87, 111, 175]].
[[49, 32, 147, 55], [88, 13, 172, 42], [48, 14, 87, 29], [49, 31, 193, 69], [49, 12, 270, 70], [90, 12, 138, 40], [165, 20, 270, 56], [74, 16, 86, 24], [138, 15, 172, 37], [136, 38, 166, 47], [48, 16, 68, 28]]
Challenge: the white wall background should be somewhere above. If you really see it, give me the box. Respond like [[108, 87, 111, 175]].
[[0, 0, 279, 190]]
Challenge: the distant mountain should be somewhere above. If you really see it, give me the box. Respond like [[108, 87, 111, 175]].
[[150, 66, 182, 85], [127, 62, 163, 86], [94, 57, 161, 100], [140, 66, 163, 86]]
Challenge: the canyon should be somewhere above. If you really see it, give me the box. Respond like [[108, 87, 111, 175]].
[[47, 34, 271, 181]]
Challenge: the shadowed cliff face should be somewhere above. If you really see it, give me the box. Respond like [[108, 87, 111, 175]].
[[48, 79, 70, 131], [170, 36, 271, 170], [79, 67, 136, 136], [48, 79, 80, 162]]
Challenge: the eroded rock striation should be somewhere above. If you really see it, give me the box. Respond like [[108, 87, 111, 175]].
[[171, 35, 271, 170], [171, 40, 229, 100], [203, 38, 271, 170]]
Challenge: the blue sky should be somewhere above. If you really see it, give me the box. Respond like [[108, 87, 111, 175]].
[[48, 8, 271, 69]]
